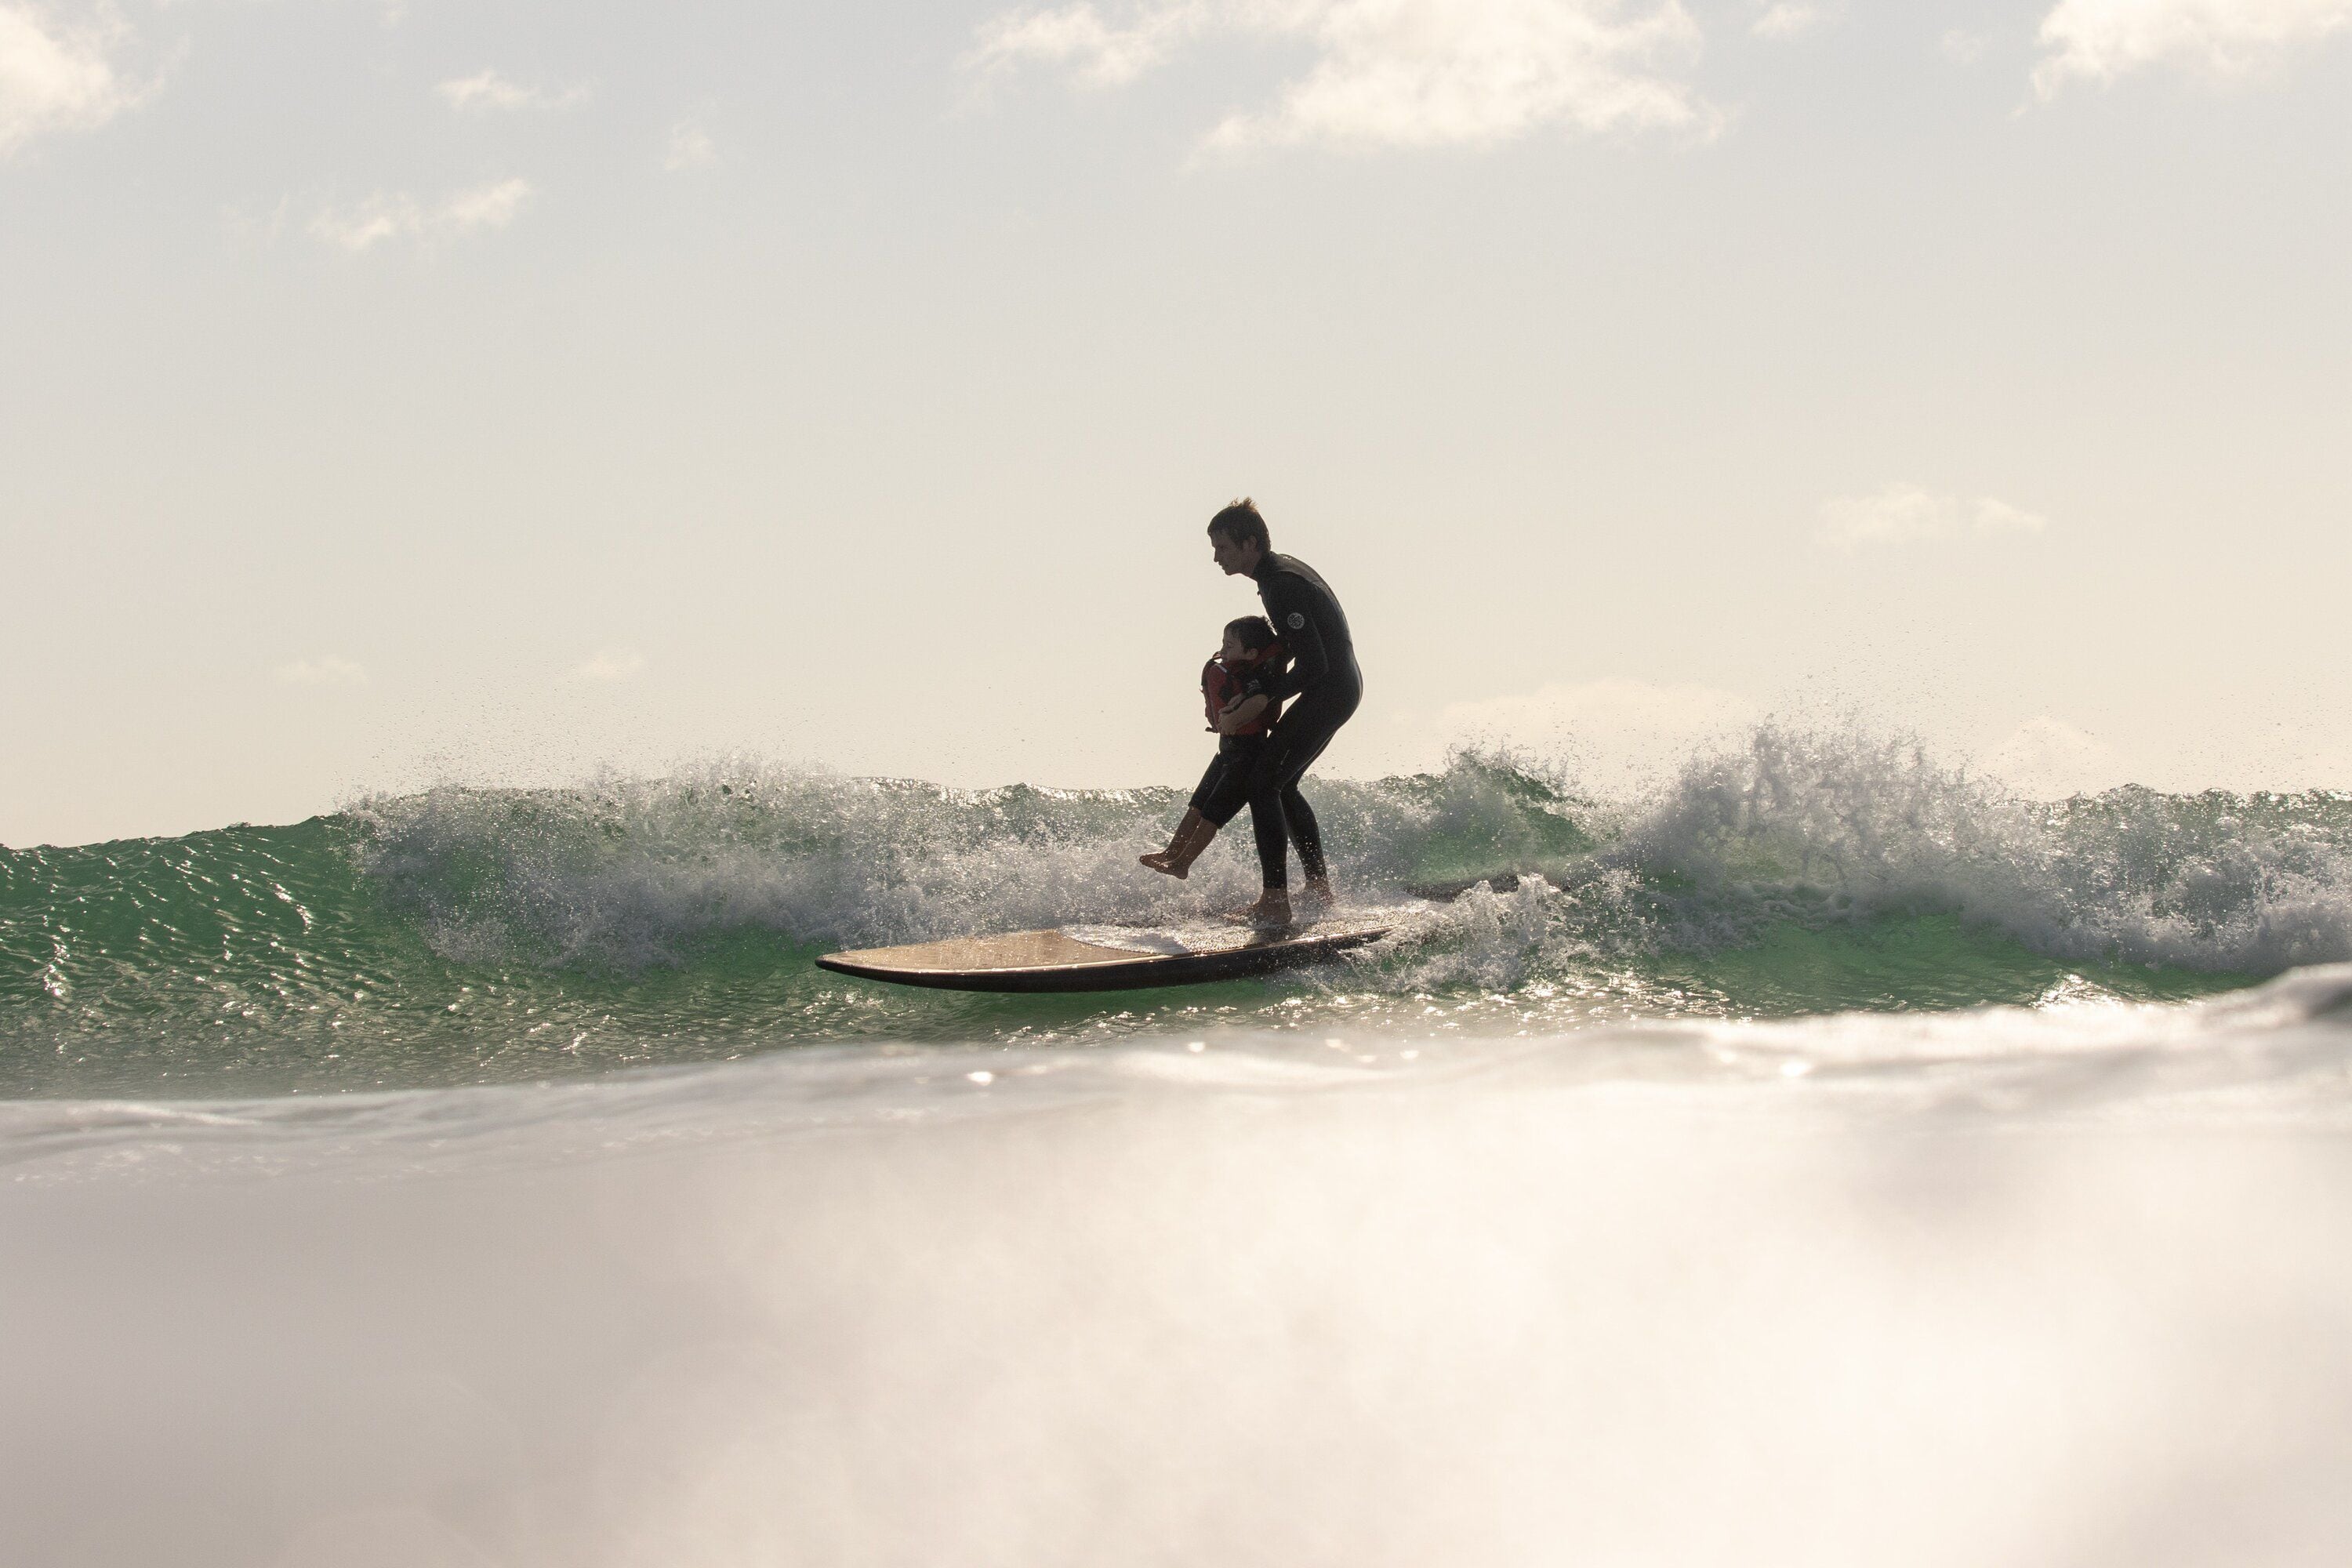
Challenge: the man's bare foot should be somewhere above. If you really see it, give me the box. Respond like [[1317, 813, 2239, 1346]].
[[1138, 849, 1190, 880], [1221, 890, 1294, 927], [1296, 877, 1335, 910]]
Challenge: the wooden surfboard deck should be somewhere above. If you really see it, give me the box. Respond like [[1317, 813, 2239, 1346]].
[[815, 915, 1396, 993]]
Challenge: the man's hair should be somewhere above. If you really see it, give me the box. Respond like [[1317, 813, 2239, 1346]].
[[1224, 615, 1277, 654], [1207, 497, 1270, 552]]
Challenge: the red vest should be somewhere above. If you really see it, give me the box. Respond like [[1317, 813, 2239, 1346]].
[[1201, 647, 1280, 736]]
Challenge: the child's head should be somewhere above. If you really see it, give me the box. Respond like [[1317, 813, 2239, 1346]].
[[1221, 615, 1277, 663]]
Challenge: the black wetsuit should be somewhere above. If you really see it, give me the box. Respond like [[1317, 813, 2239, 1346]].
[[1196, 552, 1363, 889], [1189, 657, 1280, 826], [1190, 739, 1269, 826]]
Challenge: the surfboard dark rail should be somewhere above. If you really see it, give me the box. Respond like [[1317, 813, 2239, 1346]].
[[815, 921, 1392, 993]]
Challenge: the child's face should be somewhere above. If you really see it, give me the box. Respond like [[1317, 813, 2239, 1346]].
[[1221, 630, 1250, 663]]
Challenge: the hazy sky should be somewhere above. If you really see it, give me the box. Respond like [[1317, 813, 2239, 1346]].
[[5, 0, 2349, 846]]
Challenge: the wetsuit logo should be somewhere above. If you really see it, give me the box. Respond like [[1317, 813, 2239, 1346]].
[[1287, 612, 1305, 629]]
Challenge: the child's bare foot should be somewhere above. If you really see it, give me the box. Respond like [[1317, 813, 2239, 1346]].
[[1141, 810, 1216, 880]]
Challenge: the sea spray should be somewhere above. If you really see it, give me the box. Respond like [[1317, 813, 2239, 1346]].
[[1629, 724, 2352, 971], [351, 750, 1599, 964]]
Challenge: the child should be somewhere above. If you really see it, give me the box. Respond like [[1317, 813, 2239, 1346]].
[[1140, 616, 1282, 879]]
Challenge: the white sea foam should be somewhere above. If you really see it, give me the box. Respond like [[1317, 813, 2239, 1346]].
[[351, 728, 2352, 983], [350, 751, 1593, 962], [1629, 724, 2352, 971]]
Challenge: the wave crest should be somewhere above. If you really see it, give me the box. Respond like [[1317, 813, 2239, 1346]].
[[350, 752, 1597, 966], [1630, 724, 2352, 972]]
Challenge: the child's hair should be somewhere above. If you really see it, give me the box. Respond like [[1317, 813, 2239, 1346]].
[[1224, 615, 1277, 654]]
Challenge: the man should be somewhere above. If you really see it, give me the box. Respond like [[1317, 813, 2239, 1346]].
[[1144, 498, 1363, 924]]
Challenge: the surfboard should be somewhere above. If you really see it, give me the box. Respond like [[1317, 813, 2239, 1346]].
[[815, 913, 1396, 993]]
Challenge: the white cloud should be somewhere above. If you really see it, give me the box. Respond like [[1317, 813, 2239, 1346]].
[[574, 648, 646, 681], [438, 177, 530, 228], [2034, 0, 2352, 94], [436, 68, 590, 113], [970, 0, 1714, 152], [1985, 716, 2126, 798], [1752, 3, 1830, 39], [1815, 485, 2049, 550], [974, 0, 1199, 85], [275, 656, 367, 687], [664, 122, 715, 170], [0, 0, 137, 154], [1939, 27, 1987, 64], [310, 177, 532, 253]]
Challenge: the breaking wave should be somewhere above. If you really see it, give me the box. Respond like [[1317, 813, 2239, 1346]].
[[5, 726, 2350, 1094]]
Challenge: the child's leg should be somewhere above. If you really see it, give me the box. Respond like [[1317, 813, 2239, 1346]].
[[1140, 808, 1216, 877], [1142, 755, 1239, 877], [1196, 742, 1260, 826]]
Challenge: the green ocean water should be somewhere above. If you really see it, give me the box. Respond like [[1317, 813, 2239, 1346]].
[[9, 735, 2343, 1098]]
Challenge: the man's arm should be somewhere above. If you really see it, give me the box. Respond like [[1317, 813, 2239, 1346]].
[[1215, 694, 1272, 734]]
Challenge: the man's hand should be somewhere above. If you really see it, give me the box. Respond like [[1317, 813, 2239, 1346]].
[[1215, 695, 1271, 735]]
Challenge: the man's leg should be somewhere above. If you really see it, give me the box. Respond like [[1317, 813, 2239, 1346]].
[[1280, 783, 1328, 883], [1247, 793, 1290, 890], [1234, 687, 1357, 916]]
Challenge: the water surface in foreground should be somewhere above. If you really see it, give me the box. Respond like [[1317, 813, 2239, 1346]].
[[8, 972, 2352, 1567]]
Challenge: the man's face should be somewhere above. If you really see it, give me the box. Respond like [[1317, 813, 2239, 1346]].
[[1210, 530, 1258, 576]]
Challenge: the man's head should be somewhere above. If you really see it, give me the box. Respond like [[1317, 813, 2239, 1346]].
[[1207, 498, 1269, 577]]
